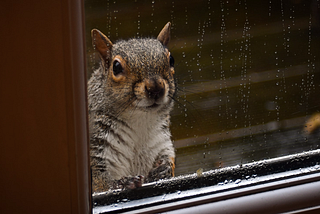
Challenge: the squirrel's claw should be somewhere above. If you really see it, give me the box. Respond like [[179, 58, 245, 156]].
[[116, 175, 144, 190]]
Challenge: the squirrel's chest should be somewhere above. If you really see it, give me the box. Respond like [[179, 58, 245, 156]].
[[124, 113, 165, 148], [110, 115, 167, 175]]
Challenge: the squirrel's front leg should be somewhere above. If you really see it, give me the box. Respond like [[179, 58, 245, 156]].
[[147, 155, 175, 182], [91, 161, 111, 192]]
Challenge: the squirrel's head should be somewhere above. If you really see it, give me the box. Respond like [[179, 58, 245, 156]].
[[91, 22, 175, 115]]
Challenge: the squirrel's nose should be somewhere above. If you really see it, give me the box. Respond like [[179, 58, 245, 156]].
[[145, 78, 165, 100]]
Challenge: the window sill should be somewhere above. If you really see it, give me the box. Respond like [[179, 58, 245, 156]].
[[93, 149, 320, 213]]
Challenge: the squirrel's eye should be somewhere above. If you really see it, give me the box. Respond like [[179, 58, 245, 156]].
[[113, 60, 123, 76], [169, 55, 174, 67]]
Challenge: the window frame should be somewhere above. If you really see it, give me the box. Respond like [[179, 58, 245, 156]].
[[4, 0, 318, 213], [1, 0, 90, 213]]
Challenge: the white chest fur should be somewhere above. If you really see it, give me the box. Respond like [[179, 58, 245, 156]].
[[103, 110, 174, 180]]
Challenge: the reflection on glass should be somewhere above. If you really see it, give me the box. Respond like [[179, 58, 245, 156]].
[[85, 0, 320, 182]]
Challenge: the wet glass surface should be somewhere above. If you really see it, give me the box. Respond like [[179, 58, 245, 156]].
[[85, 0, 320, 177]]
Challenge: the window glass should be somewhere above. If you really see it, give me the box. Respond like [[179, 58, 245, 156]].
[[85, 0, 319, 185]]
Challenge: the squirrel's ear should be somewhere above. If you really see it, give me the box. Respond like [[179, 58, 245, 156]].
[[91, 29, 113, 65], [157, 22, 171, 46]]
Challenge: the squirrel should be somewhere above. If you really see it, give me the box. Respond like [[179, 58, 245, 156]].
[[88, 22, 176, 192]]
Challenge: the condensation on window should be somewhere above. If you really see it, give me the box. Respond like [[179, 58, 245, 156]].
[[85, 0, 320, 177]]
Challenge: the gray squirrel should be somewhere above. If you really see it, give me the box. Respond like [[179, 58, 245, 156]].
[[88, 22, 176, 192]]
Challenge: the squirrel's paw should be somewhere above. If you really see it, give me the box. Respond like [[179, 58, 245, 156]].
[[115, 175, 144, 190], [147, 157, 175, 182]]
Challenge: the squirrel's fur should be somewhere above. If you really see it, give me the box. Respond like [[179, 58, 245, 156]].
[[88, 22, 176, 192]]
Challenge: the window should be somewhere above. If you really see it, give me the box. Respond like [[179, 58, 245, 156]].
[[85, 0, 320, 213]]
